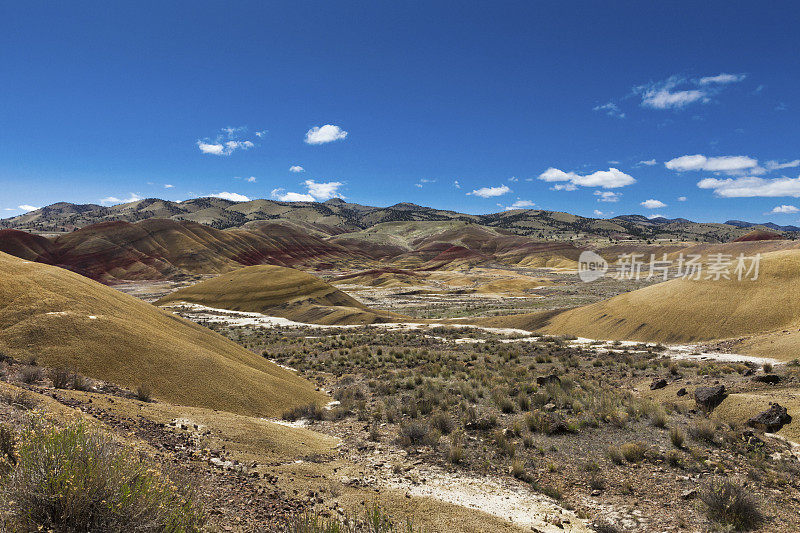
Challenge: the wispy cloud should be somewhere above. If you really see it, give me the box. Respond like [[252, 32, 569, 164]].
[[698, 73, 746, 85], [539, 167, 636, 189], [594, 191, 621, 202], [271, 189, 316, 202], [246, 176, 257, 183], [164, 184, 174, 188], [100, 193, 142, 205], [18, 204, 39, 212], [197, 127, 257, 156], [453, 180, 461, 189], [593, 102, 625, 118], [289, 165, 305, 173], [638, 159, 657, 166], [765, 160, 800, 171], [504, 199, 536, 211], [467, 185, 511, 198], [304, 124, 348, 145]]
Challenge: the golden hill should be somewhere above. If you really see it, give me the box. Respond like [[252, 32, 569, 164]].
[[540, 249, 800, 356], [157, 264, 397, 325], [0, 252, 325, 416]]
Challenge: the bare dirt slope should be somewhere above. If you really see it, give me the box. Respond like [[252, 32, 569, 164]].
[[0, 252, 325, 416]]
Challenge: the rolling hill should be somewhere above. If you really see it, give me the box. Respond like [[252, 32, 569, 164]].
[[537, 249, 800, 358], [0, 252, 325, 416], [4, 196, 796, 243], [156, 264, 398, 325]]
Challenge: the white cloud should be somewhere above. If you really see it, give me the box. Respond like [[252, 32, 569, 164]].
[[638, 159, 657, 166], [415, 183, 423, 188], [641, 199, 667, 209], [100, 197, 121, 204], [453, 180, 461, 189], [698, 176, 800, 197], [164, 184, 174, 188], [289, 165, 305, 173], [254, 130, 268, 138], [594, 191, 621, 202], [665, 154, 759, 175], [304, 180, 343, 200], [18, 204, 39, 212], [593, 102, 625, 118], [771, 204, 799, 214], [550, 183, 577, 191], [99, 193, 142, 205], [504, 199, 536, 210], [467, 185, 511, 198], [271, 189, 316, 202], [642, 88, 705, 109], [197, 127, 257, 156], [508, 176, 518, 182], [765, 160, 800, 171], [209, 192, 250, 202], [698, 73, 746, 85], [678, 196, 687, 201], [246, 176, 257, 183], [593, 210, 605, 216], [539, 167, 636, 189], [647, 214, 665, 219], [304, 124, 348, 145]]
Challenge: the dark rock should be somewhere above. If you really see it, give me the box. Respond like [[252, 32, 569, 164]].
[[676, 387, 687, 397], [753, 374, 782, 384], [536, 374, 561, 387], [694, 385, 727, 412], [748, 403, 792, 432], [681, 489, 698, 500], [650, 378, 668, 390]]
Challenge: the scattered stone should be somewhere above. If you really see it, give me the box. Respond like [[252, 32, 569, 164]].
[[543, 403, 557, 412], [676, 387, 687, 397], [681, 489, 698, 500], [650, 379, 667, 390], [694, 385, 727, 412], [748, 403, 792, 432]]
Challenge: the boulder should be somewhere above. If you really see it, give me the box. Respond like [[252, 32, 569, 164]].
[[694, 385, 727, 412], [748, 403, 792, 432], [752, 374, 782, 384], [676, 387, 687, 397], [650, 378, 668, 390], [536, 374, 561, 387]]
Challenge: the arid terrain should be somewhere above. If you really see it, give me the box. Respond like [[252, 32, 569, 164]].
[[1, 201, 799, 532]]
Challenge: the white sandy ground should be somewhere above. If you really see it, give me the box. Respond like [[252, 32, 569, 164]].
[[382, 466, 588, 532], [163, 302, 782, 367]]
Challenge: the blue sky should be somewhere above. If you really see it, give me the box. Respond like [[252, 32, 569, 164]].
[[2, 1, 798, 222]]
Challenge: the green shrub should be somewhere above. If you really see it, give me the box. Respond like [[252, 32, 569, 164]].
[[1, 420, 204, 532]]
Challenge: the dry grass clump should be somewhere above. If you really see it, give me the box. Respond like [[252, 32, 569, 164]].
[[0, 420, 204, 532], [608, 441, 647, 464], [689, 419, 717, 444], [48, 366, 74, 389], [700, 479, 762, 530], [282, 402, 326, 422], [18, 365, 43, 384], [136, 384, 153, 402], [398, 421, 438, 447], [670, 426, 686, 449]]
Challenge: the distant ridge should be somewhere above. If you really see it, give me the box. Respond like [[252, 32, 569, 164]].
[[4, 196, 798, 243]]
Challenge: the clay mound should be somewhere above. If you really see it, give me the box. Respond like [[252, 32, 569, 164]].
[[732, 229, 785, 242], [541, 249, 800, 346], [0, 252, 324, 416], [0, 219, 363, 282], [157, 265, 396, 325], [333, 268, 422, 287]]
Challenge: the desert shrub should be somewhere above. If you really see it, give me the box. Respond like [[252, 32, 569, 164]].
[[666, 449, 683, 468], [72, 373, 92, 391], [670, 426, 686, 449], [0, 424, 16, 474], [700, 479, 762, 530], [282, 402, 325, 422], [398, 421, 438, 447], [49, 366, 74, 389], [136, 384, 152, 403], [1, 389, 37, 410], [18, 365, 43, 384], [1, 420, 204, 532], [763, 362, 773, 374], [430, 412, 454, 435], [511, 458, 532, 482], [279, 503, 416, 532], [648, 406, 669, 428], [619, 442, 647, 463], [447, 444, 465, 464], [493, 430, 516, 457], [607, 445, 624, 465], [689, 419, 717, 443]]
